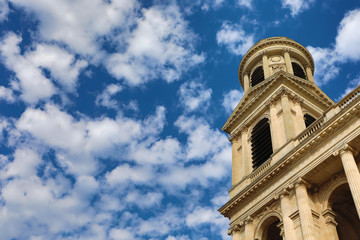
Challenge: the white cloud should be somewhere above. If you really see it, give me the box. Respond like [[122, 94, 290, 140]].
[[281, 0, 314, 16], [26, 44, 88, 92], [335, 9, 360, 61], [125, 191, 163, 208], [0, 33, 87, 104], [95, 84, 123, 109], [307, 8, 360, 86], [109, 228, 137, 240], [105, 164, 154, 186], [216, 22, 254, 55], [336, 75, 360, 101], [0, 0, 9, 22], [175, 115, 229, 160], [2, 148, 41, 178], [0, 0, 10, 22], [306, 46, 339, 86], [0, 33, 55, 103], [0, 86, 15, 102], [178, 81, 212, 112], [186, 207, 226, 227], [237, 0, 252, 9], [222, 89, 243, 113], [8, 1, 203, 87], [106, 5, 204, 86], [10, 0, 137, 58]]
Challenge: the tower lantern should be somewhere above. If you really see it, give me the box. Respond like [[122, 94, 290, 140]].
[[238, 37, 315, 92], [219, 37, 360, 240]]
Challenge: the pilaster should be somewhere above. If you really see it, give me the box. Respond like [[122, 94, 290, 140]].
[[283, 49, 294, 75], [241, 127, 252, 176], [232, 138, 242, 185], [305, 65, 314, 82], [262, 52, 270, 79], [243, 72, 250, 92], [280, 89, 296, 141], [295, 178, 316, 240]]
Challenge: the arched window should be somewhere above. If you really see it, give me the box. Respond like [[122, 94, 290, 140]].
[[304, 113, 316, 128], [292, 62, 306, 79], [251, 66, 265, 87], [251, 118, 273, 169]]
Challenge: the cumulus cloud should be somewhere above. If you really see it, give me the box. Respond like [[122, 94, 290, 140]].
[[106, 5, 204, 86], [237, 0, 252, 9], [216, 21, 254, 55], [10, 0, 137, 58], [95, 84, 123, 109], [308, 8, 360, 86], [281, 0, 314, 16], [7, 1, 203, 87], [0, 33, 87, 104], [178, 81, 212, 112], [109, 228, 137, 240], [222, 89, 244, 113], [0, 86, 15, 102], [0, 0, 9, 22], [335, 9, 360, 61]]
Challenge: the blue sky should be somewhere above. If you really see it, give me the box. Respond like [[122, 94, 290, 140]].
[[0, 0, 359, 239]]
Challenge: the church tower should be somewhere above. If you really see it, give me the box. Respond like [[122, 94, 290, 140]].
[[219, 37, 360, 240]]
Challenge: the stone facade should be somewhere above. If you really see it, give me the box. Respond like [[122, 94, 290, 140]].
[[219, 37, 360, 240]]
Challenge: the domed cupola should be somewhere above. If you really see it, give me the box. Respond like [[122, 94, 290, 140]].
[[238, 37, 315, 93]]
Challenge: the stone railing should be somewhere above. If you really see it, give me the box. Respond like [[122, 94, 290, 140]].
[[338, 85, 360, 110], [297, 117, 325, 142], [248, 159, 272, 181]]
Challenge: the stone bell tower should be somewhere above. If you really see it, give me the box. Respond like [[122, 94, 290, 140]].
[[219, 37, 360, 240]]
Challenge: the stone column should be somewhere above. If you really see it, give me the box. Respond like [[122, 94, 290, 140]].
[[338, 145, 360, 218], [295, 179, 316, 240], [322, 209, 339, 240], [284, 49, 294, 75], [305, 66, 315, 82], [244, 72, 250, 92], [269, 98, 285, 150], [262, 53, 270, 79], [241, 128, 252, 175], [231, 225, 242, 240], [279, 190, 297, 240], [280, 89, 296, 141], [232, 138, 242, 185], [244, 217, 254, 240], [292, 97, 306, 135]]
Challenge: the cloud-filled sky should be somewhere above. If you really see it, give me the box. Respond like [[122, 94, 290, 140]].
[[0, 0, 359, 239]]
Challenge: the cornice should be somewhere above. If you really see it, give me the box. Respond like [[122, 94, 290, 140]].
[[224, 72, 334, 137], [219, 96, 360, 219]]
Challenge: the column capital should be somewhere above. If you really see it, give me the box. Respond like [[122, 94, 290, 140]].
[[244, 216, 253, 224], [259, 50, 268, 57], [294, 177, 311, 189], [292, 95, 303, 105], [333, 143, 356, 157], [280, 189, 291, 198], [282, 47, 292, 53], [277, 87, 292, 98], [266, 98, 277, 107]]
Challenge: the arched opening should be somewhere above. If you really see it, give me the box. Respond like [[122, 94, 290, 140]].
[[292, 62, 306, 79], [329, 184, 360, 240], [251, 66, 265, 87], [257, 216, 282, 240], [251, 118, 273, 170], [304, 113, 316, 127]]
